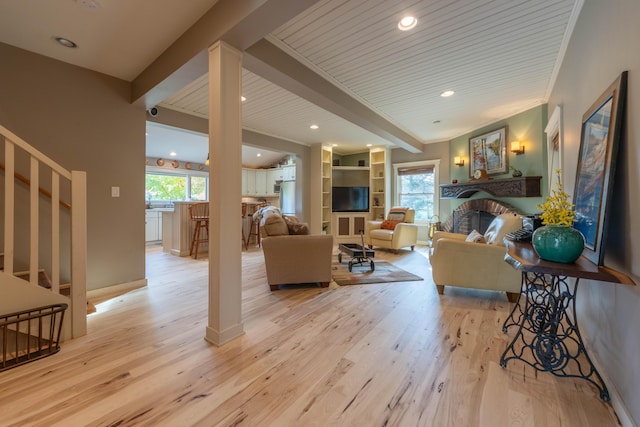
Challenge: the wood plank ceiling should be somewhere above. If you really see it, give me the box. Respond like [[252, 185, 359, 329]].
[[159, 0, 580, 154]]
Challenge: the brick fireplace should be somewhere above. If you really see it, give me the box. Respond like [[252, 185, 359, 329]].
[[442, 199, 522, 235]]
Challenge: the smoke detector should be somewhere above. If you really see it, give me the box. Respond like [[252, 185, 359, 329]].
[[75, 0, 102, 11]]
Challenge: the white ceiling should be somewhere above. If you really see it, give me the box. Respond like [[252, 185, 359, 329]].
[[0, 0, 581, 163], [146, 122, 288, 169]]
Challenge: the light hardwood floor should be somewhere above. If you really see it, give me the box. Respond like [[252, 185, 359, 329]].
[[0, 244, 620, 426]]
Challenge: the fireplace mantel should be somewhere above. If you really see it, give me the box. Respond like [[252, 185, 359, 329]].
[[440, 176, 542, 199]]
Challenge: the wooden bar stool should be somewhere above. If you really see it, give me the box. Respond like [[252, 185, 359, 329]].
[[246, 202, 268, 248], [241, 203, 248, 251], [189, 202, 209, 259]]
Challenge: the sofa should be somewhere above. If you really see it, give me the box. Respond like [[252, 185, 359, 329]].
[[259, 208, 333, 291], [366, 207, 418, 253], [429, 212, 522, 302]]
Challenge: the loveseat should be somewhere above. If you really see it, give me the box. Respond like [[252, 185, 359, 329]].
[[258, 207, 333, 291], [429, 212, 522, 302]]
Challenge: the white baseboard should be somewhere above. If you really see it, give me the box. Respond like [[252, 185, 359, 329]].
[[87, 279, 147, 299]]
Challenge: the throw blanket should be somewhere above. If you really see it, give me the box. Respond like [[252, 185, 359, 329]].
[[253, 205, 281, 225]]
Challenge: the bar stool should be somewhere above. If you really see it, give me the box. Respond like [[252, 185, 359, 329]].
[[241, 203, 248, 251], [189, 202, 209, 259], [246, 202, 268, 248]]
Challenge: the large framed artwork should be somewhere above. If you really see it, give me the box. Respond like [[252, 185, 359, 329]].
[[573, 71, 627, 266], [469, 127, 508, 177], [545, 105, 564, 194]]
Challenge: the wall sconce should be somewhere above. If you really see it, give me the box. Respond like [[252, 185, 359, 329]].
[[510, 141, 525, 155], [454, 156, 465, 166]]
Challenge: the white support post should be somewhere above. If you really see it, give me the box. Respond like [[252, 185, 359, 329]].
[[205, 40, 245, 346], [70, 171, 87, 337]]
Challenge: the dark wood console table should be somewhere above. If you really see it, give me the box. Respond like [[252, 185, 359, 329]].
[[500, 241, 635, 401]]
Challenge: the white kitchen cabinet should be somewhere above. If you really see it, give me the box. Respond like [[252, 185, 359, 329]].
[[241, 169, 248, 196], [145, 210, 162, 242], [245, 169, 256, 195], [282, 165, 296, 181], [267, 169, 281, 196], [255, 170, 267, 196]]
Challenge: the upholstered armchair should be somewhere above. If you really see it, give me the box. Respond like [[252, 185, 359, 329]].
[[366, 207, 418, 253], [259, 208, 333, 291], [429, 212, 522, 302]]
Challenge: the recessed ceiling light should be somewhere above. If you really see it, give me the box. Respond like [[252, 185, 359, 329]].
[[310, 124, 319, 130], [332, 144, 338, 147], [257, 153, 262, 157], [241, 96, 247, 102], [398, 16, 417, 31], [169, 151, 177, 157], [366, 144, 372, 147], [440, 90, 455, 97], [52, 36, 78, 48]]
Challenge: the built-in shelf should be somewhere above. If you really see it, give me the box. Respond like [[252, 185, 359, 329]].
[[440, 176, 542, 199], [333, 166, 370, 171]]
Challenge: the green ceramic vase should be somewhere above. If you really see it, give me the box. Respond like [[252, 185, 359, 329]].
[[532, 225, 585, 263]]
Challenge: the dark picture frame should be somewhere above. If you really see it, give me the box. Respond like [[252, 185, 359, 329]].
[[469, 126, 508, 177], [573, 71, 627, 266]]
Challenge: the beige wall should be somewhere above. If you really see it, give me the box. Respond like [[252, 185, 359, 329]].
[[448, 104, 548, 215], [547, 1, 640, 424], [0, 42, 145, 291]]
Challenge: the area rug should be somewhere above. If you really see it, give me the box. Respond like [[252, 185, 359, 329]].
[[332, 260, 424, 286]]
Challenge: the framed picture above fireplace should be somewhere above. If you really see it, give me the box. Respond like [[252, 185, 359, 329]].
[[573, 71, 627, 266], [469, 126, 508, 177]]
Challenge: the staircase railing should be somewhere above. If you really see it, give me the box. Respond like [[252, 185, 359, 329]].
[[1, 124, 87, 338]]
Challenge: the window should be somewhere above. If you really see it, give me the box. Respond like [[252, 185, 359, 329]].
[[393, 160, 440, 222], [145, 171, 208, 201]]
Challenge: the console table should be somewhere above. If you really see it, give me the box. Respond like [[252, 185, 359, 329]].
[[500, 240, 634, 401]]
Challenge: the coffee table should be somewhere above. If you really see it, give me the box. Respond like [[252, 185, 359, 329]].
[[338, 243, 375, 272]]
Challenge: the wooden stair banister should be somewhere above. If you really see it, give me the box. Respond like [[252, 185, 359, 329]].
[[0, 162, 71, 209]]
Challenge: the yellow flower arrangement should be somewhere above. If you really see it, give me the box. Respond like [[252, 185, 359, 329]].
[[537, 170, 576, 226]]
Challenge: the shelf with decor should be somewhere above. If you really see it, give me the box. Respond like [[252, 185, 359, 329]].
[[321, 147, 333, 234], [370, 149, 387, 220]]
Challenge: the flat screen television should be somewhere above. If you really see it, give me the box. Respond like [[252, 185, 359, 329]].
[[332, 186, 369, 212]]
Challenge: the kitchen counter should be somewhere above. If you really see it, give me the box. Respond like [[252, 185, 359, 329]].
[[161, 202, 206, 257]]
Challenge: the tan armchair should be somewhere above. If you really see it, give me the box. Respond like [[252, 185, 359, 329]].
[[258, 209, 333, 291], [366, 207, 418, 253], [262, 235, 333, 291], [429, 213, 522, 302]]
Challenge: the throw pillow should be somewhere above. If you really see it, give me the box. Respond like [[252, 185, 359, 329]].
[[387, 207, 408, 222], [289, 222, 310, 235], [262, 214, 289, 236], [465, 229, 486, 243], [380, 220, 401, 230]]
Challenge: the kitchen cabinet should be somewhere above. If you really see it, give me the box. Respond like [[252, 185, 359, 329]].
[[267, 169, 281, 196], [243, 168, 288, 197], [282, 165, 296, 181], [255, 170, 267, 196], [241, 169, 248, 195], [145, 210, 162, 242]]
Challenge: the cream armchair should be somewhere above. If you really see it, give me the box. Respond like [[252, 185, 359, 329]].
[[429, 213, 522, 302], [366, 207, 418, 253]]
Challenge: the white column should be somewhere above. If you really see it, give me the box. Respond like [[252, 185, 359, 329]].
[[205, 41, 245, 346]]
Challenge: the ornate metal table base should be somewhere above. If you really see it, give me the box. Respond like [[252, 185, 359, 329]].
[[500, 272, 609, 401]]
